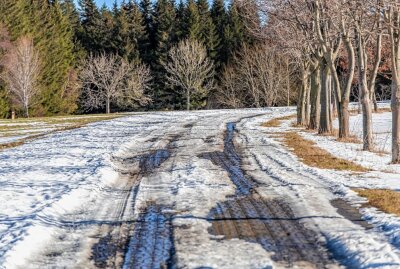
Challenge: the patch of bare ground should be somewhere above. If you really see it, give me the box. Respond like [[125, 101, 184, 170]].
[[336, 135, 362, 144], [283, 132, 369, 172], [261, 114, 296, 128], [355, 189, 400, 216], [376, 108, 392, 113]]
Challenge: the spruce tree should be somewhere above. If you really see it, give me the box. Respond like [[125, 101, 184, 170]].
[[224, 0, 246, 63], [1, 0, 77, 115], [152, 0, 176, 108], [185, 0, 201, 40], [114, 1, 146, 63], [98, 5, 116, 53], [139, 0, 154, 64], [175, 1, 186, 41], [78, 0, 103, 53], [197, 0, 219, 61], [211, 0, 228, 64]]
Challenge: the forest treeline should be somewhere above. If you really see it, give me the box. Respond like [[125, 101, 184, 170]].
[[0, 0, 293, 117]]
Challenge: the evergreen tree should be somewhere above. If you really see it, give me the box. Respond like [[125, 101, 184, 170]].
[[197, 0, 219, 61], [98, 5, 116, 53], [1, 0, 77, 115], [152, 0, 177, 108], [211, 0, 228, 64], [175, 1, 186, 41], [126, 1, 147, 63], [224, 0, 246, 63], [113, 1, 146, 63], [139, 0, 154, 64], [185, 0, 201, 40], [78, 0, 103, 53]]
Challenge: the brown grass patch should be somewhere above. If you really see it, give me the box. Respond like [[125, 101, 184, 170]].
[[283, 132, 368, 172], [261, 115, 296, 128], [336, 134, 362, 144], [355, 189, 400, 216], [0, 114, 124, 151], [376, 108, 392, 113]]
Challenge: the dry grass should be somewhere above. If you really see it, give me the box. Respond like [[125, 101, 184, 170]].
[[355, 189, 400, 216], [261, 115, 296, 128], [376, 108, 392, 113], [0, 114, 124, 150], [336, 134, 362, 144], [283, 132, 368, 172]]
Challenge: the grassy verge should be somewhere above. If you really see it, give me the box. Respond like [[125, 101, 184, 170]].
[[261, 115, 296, 128], [355, 189, 400, 216], [283, 132, 368, 172], [0, 114, 124, 150]]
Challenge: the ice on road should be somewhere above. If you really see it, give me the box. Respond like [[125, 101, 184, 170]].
[[0, 109, 399, 268]]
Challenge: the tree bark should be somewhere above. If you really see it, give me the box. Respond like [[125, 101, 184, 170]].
[[187, 89, 191, 111], [309, 67, 321, 130], [297, 71, 309, 126], [106, 98, 111, 114], [25, 104, 29, 118], [392, 79, 400, 162], [357, 36, 374, 151], [319, 65, 332, 134], [387, 8, 400, 163]]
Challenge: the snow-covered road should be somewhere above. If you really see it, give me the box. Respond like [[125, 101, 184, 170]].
[[0, 109, 400, 268]]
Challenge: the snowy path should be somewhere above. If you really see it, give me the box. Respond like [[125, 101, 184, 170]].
[[0, 109, 400, 268]]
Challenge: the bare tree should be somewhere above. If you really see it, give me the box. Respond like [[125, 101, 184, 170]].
[[163, 39, 215, 111], [1, 37, 40, 118], [347, 0, 383, 150], [80, 53, 151, 114], [384, 1, 400, 162], [217, 43, 292, 108], [216, 66, 246, 108]]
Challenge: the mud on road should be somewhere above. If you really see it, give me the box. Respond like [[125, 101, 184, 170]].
[[202, 123, 338, 268], [93, 119, 341, 268]]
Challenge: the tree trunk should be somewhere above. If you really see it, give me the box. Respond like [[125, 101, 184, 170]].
[[297, 73, 309, 126], [305, 76, 311, 125], [386, 8, 400, 162], [106, 98, 110, 114], [319, 66, 332, 134], [187, 89, 191, 111], [24, 100, 29, 118], [309, 67, 321, 130], [337, 101, 350, 138], [287, 58, 290, 107], [373, 94, 378, 112], [392, 79, 400, 162], [357, 40, 374, 151]]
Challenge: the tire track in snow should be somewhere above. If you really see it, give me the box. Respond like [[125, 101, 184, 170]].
[[201, 122, 338, 268], [90, 132, 181, 268]]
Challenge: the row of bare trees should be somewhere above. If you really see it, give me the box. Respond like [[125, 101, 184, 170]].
[[245, 0, 400, 163], [216, 43, 294, 108], [80, 54, 152, 114], [0, 28, 215, 116], [79, 39, 216, 113]]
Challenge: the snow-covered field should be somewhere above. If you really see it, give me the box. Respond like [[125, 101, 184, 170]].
[[0, 108, 400, 268], [0, 114, 122, 146]]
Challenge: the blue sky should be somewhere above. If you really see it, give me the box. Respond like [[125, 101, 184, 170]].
[[95, 0, 117, 8]]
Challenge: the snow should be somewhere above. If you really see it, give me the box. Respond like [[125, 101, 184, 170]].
[[238, 114, 400, 268], [0, 114, 120, 147], [0, 108, 400, 268], [278, 105, 400, 266]]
